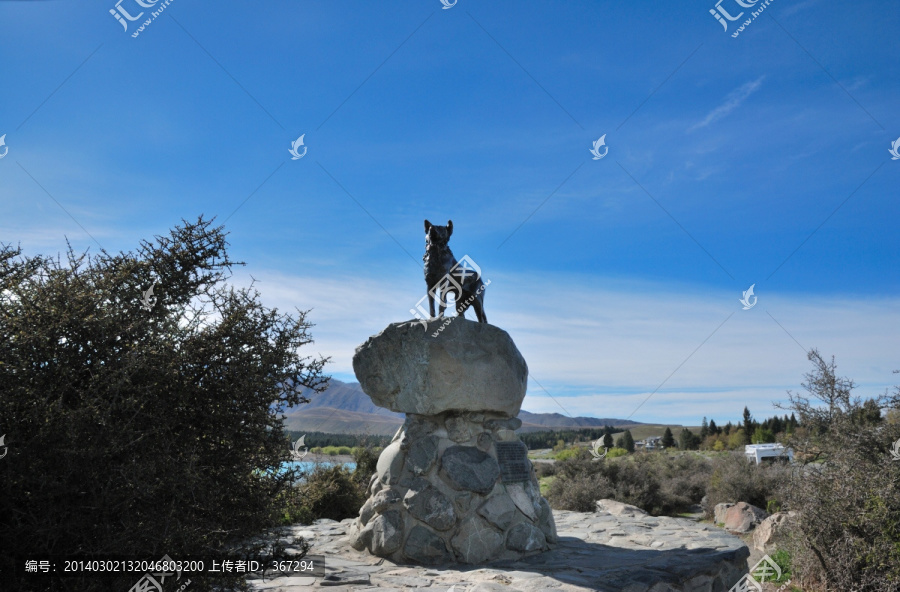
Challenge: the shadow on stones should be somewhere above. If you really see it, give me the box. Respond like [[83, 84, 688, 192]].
[[398, 536, 748, 592]]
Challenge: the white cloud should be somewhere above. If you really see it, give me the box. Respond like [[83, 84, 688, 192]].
[[689, 77, 765, 132], [240, 269, 899, 426]]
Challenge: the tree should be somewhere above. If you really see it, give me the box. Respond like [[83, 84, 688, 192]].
[[743, 407, 753, 436], [751, 427, 775, 444], [851, 398, 882, 425], [623, 429, 635, 453], [700, 417, 709, 439], [770, 415, 783, 435], [615, 435, 625, 449], [661, 427, 675, 448], [727, 429, 747, 450], [708, 418, 718, 435], [603, 432, 614, 449], [0, 218, 329, 590], [679, 428, 700, 450]]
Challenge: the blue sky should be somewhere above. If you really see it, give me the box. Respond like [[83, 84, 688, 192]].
[[1, 0, 898, 426]]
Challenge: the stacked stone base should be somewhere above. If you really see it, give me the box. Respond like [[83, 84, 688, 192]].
[[348, 412, 557, 564]]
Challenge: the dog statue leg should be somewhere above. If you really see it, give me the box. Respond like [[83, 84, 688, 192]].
[[455, 296, 469, 320], [473, 294, 487, 324]]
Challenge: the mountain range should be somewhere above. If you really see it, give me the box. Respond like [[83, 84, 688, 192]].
[[282, 379, 644, 435]]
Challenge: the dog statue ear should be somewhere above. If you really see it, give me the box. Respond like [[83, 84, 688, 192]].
[[447, 220, 453, 236], [424, 219, 432, 232]]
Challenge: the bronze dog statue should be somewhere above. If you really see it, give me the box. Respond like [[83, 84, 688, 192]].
[[423, 219, 487, 323]]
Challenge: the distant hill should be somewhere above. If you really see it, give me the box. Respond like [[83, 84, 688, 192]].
[[290, 378, 401, 418], [282, 379, 644, 435], [518, 410, 643, 429]]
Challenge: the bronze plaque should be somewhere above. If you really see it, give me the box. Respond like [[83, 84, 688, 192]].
[[495, 441, 531, 483]]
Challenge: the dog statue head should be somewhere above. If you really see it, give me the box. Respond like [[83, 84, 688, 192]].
[[424, 219, 453, 247]]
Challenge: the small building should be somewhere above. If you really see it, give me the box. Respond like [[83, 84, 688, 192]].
[[637, 436, 663, 450], [745, 443, 793, 464]]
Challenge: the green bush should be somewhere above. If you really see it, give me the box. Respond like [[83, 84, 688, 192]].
[[555, 447, 587, 461], [768, 549, 792, 583], [607, 447, 628, 458], [547, 469, 614, 512], [547, 451, 711, 516], [705, 452, 788, 518], [534, 461, 558, 479], [293, 464, 365, 523], [352, 445, 381, 488], [0, 220, 328, 591], [316, 445, 354, 455]]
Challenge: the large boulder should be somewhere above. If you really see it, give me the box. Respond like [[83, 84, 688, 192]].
[[753, 511, 798, 551], [714, 502, 734, 525], [724, 502, 769, 533], [352, 319, 528, 416]]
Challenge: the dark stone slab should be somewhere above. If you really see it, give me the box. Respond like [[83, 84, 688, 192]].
[[440, 445, 500, 494], [478, 493, 518, 530], [405, 525, 454, 565], [367, 509, 402, 555], [404, 480, 457, 531], [406, 435, 440, 476], [506, 522, 547, 552]]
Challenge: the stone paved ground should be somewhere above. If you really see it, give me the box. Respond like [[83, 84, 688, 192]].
[[247, 503, 750, 592]]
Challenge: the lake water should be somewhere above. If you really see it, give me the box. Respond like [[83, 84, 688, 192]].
[[279, 460, 357, 476]]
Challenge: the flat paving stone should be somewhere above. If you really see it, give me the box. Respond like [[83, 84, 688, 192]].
[[248, 507, 750, 591]]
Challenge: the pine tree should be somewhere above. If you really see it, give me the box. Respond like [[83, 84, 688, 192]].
[[615, 435, 625, 449], [603, 432, 614, 449], [700, 417, 709, 439], [623, 430, 635, 453], [708, 419, 718, 435], [661, 427, 675, 448], [679, 428, 696, 450], [743, 407, 753, 436], [771, 416, 783, 435]]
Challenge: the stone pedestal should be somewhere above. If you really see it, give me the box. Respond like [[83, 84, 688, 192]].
[[347, 318, 556, 564]]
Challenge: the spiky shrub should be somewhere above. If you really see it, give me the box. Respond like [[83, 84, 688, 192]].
[[0, 218, 328, 591], [778, 351, 900, 591]]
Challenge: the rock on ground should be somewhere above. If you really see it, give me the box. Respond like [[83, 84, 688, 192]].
[[753, 511, 798, 551], [713, 503, 734, 525], [724, 502, 769, 534]]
